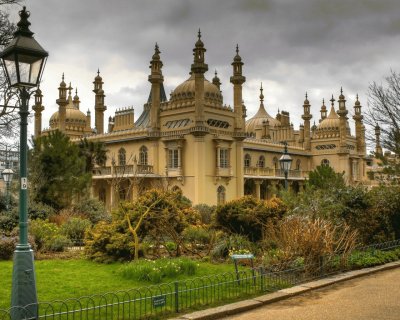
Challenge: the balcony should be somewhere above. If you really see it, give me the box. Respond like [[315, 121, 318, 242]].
[[244, 167, 308, 179], [92, 164, 154, 177]]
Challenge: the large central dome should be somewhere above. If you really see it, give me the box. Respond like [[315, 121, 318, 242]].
[[169, 73, 223, 108]]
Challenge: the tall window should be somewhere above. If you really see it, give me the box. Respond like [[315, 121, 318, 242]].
[[118, 148, 126, 166], [220, 149, 229, 168], [273, 157, 278, 169], [296, 159, 301, 170], [321, 159, 330, 167], [217, 185, 226, 205], [257, 156, 265, 168], [168, 149, 179, 169], [244, 154, 251, 167], [139, 146, 148, 165]]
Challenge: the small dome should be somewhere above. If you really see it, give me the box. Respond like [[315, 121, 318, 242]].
[[246, 104, 281, 133], [316, 106, 340, 130], [49, 98, 87, 129], [169, 73, 223, 108]]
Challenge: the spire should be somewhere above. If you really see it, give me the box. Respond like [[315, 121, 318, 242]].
[[60, 73, 66, 87], [73, 88, 80, 109], [259, 82, 264, 103], [304, 91, 309, 105], [191, 29, 208, 74]]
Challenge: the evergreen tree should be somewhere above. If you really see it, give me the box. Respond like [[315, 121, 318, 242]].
[[307, 165, 345, 190], [30, 131, 91, 209]]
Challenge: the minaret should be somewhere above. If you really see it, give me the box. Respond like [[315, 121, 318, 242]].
[[337, 88, 348, 152], [86, 110, 91, 130], [301, 92, 312, 150], [230, 44, 246, 131], [73, 88, 80, 109], [32, 87, 44, 138], [353, 94, 365, 154], [93, 70, 106, 134], [212, 70, 221, 91], [320, 99, 327, 123], [56, 73, 67, 132], [191, 29, 208, 128], [375, 124, 383, 155], [148, 43, 164, 131]]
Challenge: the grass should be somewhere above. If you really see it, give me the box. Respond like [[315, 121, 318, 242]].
[[0, 257, 241, 309]]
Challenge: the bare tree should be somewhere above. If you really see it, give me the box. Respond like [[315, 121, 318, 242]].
[[366, 70, 400, 155], [0, 1, 22, 142]]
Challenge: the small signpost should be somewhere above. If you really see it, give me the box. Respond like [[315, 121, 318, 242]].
[[152, 295, 166, 308], [231, 253, 255, 284]]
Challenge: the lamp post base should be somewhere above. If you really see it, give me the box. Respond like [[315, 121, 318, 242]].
[[11, 246, 38, 320]]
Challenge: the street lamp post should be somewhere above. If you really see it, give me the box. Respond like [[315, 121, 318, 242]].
[[279, 141, 292, 190], [0, 6, 48, 317]]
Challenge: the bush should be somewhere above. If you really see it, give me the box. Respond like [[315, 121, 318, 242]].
[[214, 196, 286, 242], [182, 225, 212, 245], [30, 219, 59, 250], [210, 233, 254, 260], [28, 201, 56, 220], [43, 235, 72, 252], [61, 217, 91, 245], [73, 198, 111, 224], [0, 235, 18, 260], [193, 204, 216, 224], [0, 208, 19, 233]]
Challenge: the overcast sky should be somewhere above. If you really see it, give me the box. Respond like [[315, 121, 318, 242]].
[[6, 0, 400, 138]]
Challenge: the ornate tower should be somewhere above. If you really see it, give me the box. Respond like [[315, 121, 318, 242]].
[[230, 45, 246, 131], [191, 29, 208, 128], [73, 88, 80, 109], [353, 94, 365, 154], [148, 43, 164, 131], [212, 70, 221, 91], [375, 125, 383, 155], [93, 70, 106, 134], [301, 92, 312, 150], [320, 99, 327, 123], [32, 87, 44, 137], [56, 73, 67, 131], [337, 88, 349, 152]]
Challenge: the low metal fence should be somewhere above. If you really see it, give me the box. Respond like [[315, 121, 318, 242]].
[[1, 239, 400, 320]]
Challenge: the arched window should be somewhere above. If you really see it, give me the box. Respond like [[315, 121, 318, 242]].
[[296, 159, 301, 170], [244, 154, 251, 167], [139, 146, 148, 165], [321, 159, 330, 167], [257, 156, 265, 168], [273, 157, 278, 169], [217, 186, 226, 205], [118, 148, 126, 166]]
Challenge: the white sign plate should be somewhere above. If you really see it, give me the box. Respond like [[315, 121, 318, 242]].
[[21, 177, 28, 190]]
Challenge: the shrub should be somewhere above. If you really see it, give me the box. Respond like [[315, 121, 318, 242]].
[[28, 201, 56, 220], [182, 225, 212, 245], [0, 235, 18, 260], [73, 198, 111, 224], [29, 219, 59, 250], [210, 233, 254, 260], [43, 235, 72, 252], [193, 204, 216, 224], [61, 217, 91, 245], [214, 196, 286, 242], [0, 208, 19, 233]]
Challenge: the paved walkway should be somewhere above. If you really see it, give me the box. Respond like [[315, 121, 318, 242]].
[[226, 267, 400, 320]]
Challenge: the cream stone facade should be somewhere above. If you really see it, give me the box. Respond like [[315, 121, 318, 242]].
[[33, 33, 369, 210]]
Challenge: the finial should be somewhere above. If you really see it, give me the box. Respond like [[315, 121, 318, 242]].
[[15, 6, 34, 37], [75, 88, 78, 95], [259, 83, 264, 102], [323, 98, 325, 105], [198, 28, 201, 39], [356, 93, 359, 100], [215, 69, 217, 77], [155, 42, 160, 54], [97, 69, 100, 76], [305, 92, 308, 99], [340, 87, 343, 95], [62, 73, 64, 81], [236, 44, 239, 55], [68, 82, 72, 94]]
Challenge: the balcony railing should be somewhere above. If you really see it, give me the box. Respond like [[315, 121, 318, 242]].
[[92, 164, 154, 177], [244, 167, 308, 178]]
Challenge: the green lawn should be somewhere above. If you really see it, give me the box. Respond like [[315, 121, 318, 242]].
[[0, 258, 239, 309]]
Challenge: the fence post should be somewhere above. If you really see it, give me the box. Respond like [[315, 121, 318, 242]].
[[259, 267, 265, 292], [174, 281, 179, 313]]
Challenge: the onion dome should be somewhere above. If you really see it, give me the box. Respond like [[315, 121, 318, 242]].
[[195, 29, 204, 48], [169, 73, 223, 108], [95, 69, 102, 81], [317, 98, 340, 131], [339, 87, 345, 100], [59, 73, 66, 87], [233, 44, 242, 62], [246, 83, 281, 134], [212, 70, 221, 88], [304, 92, 310, 105]]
